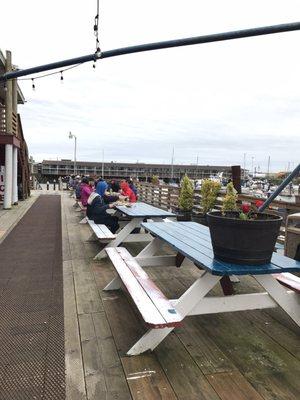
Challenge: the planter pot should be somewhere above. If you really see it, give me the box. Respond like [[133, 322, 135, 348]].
[[177, 210, 192, 221], [206, 211, 282, 265], [192, 213, 208, 226]]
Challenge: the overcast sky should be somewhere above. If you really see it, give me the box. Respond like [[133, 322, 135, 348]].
[[1, 0, 300, 172]]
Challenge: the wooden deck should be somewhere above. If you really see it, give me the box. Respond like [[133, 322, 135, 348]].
[[62, 193, 300, 400]]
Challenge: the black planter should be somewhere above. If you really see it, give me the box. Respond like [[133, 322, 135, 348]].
[[206, 211, 282, 265], [177, 210, 192, 221], [192, 213, 208, 226]]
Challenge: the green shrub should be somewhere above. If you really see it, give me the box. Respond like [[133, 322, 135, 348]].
[[222, 182, 238, 212], [200, 180, 221, 214], [179, 175, 194, 211], [151, 175, 159, 185]]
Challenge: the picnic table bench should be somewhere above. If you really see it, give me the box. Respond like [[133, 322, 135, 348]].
[[104, 247, 182, 331], [105, 221, 300, 355], [87, 219, 116, 241], [93, 202, 175, 260]]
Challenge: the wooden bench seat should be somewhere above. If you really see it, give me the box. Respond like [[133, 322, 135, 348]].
[[273, 272, 300, 293], [87, 219, 116, 240], [105, 247, 183, 328]]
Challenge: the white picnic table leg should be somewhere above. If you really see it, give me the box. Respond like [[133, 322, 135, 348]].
[[103, 276, 122, 290], [136, 237, 162, 258], [94, 218, 143, 260], [254, 274, 300, 327], [127, 272, 221, 355]]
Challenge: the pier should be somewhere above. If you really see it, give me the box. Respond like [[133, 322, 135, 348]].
[[0, 190, 299, 399]]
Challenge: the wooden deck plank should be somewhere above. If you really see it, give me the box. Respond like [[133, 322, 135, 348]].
[[79, 314, 106, 400], [155, 334, 221, 400], [207, 371, 264, 400], [92, 312, 132, 400], [196, 312, 300, 400], [73, 258, 103, 315], [245, 310, 300, 361], [122, 354, 177, 400], [64, 260, 87, 400]]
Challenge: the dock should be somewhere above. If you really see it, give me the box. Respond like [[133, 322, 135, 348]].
[[0, 191, 299, 399]]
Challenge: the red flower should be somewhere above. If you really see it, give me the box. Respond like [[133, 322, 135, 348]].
[[255, 200, 264, 209], [242, 203, 250, 214]]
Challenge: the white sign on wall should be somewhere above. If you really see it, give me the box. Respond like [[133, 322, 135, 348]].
[[0, 166, 5, 196]]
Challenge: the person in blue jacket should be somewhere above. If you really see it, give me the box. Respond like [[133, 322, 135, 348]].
[[96, 179, 119, 204]]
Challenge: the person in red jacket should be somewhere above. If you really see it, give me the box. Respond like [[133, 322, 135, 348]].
[[120, 180, 137, 203]]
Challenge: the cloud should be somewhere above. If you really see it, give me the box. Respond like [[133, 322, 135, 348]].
[[1, 0, 299, 171]]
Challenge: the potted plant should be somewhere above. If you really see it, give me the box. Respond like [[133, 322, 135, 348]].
[[151, 175, 159, 185], [177, 175, 194, 221], [206, 182, 282, 265], [193, 179, 221, 225]]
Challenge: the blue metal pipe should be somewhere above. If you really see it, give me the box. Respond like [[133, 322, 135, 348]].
[[1, 21, 300, 81], [259, 164, 300, 212]]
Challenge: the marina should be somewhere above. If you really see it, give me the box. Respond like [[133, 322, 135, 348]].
[[0, 2, 300, 399]]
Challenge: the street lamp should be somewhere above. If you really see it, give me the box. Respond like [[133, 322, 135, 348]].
[[69, 131, 77, 175]]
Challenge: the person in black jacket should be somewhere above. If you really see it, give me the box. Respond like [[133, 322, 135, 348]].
[[87, 192, 119, 233]]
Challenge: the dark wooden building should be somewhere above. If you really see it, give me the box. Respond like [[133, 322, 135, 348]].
[[0, 49, 30, 208]]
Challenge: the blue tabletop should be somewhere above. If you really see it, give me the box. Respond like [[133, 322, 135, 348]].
[[141, 221, 300, 276], [116, 202, 176, 218]]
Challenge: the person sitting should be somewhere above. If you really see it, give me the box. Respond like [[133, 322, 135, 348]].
[[96, 179, 120, 204], [110, 180, 120, 193], [128, 178, 138, 198], [86, 192, 119, 233], [120, 180, 137, 203], [80, 177, 93, 207]]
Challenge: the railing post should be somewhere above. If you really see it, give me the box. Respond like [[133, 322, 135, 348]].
[[231, 165, 241, 194]]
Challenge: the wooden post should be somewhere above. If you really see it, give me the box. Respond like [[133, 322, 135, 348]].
[[5, 51, 13, 135], [231, 165, 241, 194]]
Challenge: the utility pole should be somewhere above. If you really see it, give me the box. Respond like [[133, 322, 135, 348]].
[[267, 155, 270, 177], [171, 147, 175, 181], [102, 149, 104, 178], [243, 153, 246, 182], [69, 132, 77, 175]]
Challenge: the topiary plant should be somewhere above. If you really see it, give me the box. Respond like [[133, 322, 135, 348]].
[[178, 175, 194, 211], [200, 180, 221, 214], [151, 175, 159, 185], [222, 182, 238, 212]]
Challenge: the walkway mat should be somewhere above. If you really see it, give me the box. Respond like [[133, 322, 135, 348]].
[[0, 195, 65, 399]]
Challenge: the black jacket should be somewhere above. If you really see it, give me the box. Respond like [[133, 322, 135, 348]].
[[86, 196, 110, 222]]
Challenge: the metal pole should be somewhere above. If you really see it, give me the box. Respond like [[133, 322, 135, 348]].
[[171, 147, 174, 180], [259, 163, 300, 212], [102, 149, 104, 178], [74, 135, 77, 175], [1, 22, 300, 81]]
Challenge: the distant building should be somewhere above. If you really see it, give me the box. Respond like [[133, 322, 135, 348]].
[[35, 159, 233, 182]]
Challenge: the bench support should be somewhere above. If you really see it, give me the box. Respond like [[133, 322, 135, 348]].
[[254, 274, 300, 326], [127, 272, 221, 355], [94, 218, 143, 260]]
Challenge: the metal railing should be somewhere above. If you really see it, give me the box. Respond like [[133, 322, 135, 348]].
[[136, 182, 300, 243]]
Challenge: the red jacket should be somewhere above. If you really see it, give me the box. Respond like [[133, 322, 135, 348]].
[[120, 182, 137, 203]]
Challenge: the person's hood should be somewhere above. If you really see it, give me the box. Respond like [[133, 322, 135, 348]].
[[120, 181, 129, 190], [97, 180, 108, 197], [87, 192, 100, 205]]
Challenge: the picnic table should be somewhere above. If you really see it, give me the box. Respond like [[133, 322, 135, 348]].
[[93, 202, 175, 259], [105, 221, 300, 355]]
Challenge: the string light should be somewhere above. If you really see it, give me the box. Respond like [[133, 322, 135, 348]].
[[31, 78, 35, 91], [60, 71, 64, 82], [93, 0, 101, 68], [3, 82, 7, 92]]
